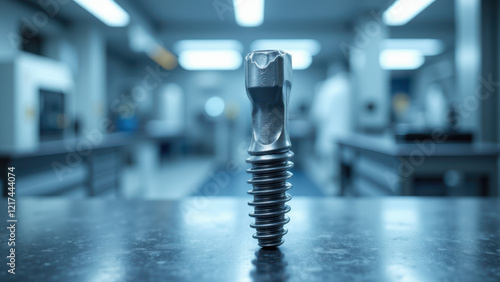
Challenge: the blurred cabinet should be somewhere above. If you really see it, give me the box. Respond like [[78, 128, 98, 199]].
[[87, 148, 122, 196], [0, 132, 134, 197]]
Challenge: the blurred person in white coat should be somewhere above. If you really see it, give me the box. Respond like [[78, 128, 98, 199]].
[[309, 63, 352, 194]]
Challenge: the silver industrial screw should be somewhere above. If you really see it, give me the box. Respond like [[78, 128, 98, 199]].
[[245, 50, 294, 248]]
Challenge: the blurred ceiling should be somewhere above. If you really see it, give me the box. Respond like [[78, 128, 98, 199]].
[[137, 0, 454, 26], [26, 0, 455, 67]]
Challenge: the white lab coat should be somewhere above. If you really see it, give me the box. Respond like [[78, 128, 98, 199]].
[[310, 72, 352, 178]]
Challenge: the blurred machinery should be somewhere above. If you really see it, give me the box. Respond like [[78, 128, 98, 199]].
[[144, 83, 185, 137], [0, 52, 75, 152]]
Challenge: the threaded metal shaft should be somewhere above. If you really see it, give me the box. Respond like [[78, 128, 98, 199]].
[[245, 49, 293, 248], [247, 150, 293, 248]]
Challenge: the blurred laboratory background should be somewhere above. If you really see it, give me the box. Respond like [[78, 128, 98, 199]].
[[0, 0, 499, 198]]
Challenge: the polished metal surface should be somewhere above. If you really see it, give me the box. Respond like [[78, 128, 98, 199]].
[[245, 50, 292, 154], [1, 198, 499, 281], [245, 50, 294, 248]]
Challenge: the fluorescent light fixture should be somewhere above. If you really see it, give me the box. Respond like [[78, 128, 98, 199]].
[[174, 40, 243, 53], [174, 40, 243, 70], [285, 50, 312, 70], [383, 0, 435, 26], [233, 0, 264, 27], [251, 39, 321, 55], [250, 39, 321, 70], [381, 39, 444, 55], [74, 0, 129, 27], [205, 97, 225, 117], [380, 49, 424, 70], [179, 50, 242, 70]]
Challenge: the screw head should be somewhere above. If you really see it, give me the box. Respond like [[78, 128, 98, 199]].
[[245, 50, 292, 89]]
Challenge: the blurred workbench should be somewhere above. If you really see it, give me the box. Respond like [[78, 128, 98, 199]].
[[0, 197, 499, 281], [0, 129, 182, 197], [338, 134, 500, 196]]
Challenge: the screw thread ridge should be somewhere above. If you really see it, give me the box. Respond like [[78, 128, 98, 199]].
[[247, 150, 293, 248]]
